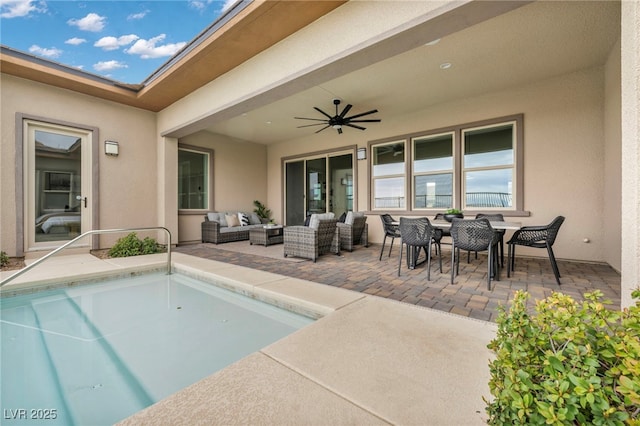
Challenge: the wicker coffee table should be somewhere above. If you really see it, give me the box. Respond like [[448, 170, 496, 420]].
[[249, 225, 284, 246]]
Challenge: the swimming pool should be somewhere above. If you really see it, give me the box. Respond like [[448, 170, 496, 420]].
[[0, 272, 314, 425]]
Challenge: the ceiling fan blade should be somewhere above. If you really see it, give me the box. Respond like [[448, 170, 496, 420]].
[[315, 125, 331, 133], [313, 107, 333, 120], [345, 123, 366, 131], [294, 117, 329, 122], [347, 119, 381, 123], [344, 109, 379, 120], [339, 104, 353, 118], [297, 123, 331, 128]]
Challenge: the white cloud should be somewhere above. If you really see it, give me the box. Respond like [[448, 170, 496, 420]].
[[0, 0, 46, 18], [221, 0, 239, 12], [65, 37, 87, 46], [28, 44, 62, 58], [94, 34, 139, 51], [127, 10, 148, 20], [188, 1, 208, 11], [93, 60, 127, 72], [68, 12, 106, 32], [125, 34, 186, 59]]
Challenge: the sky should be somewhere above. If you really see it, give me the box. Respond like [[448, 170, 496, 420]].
[[1, 0, 237, 83]]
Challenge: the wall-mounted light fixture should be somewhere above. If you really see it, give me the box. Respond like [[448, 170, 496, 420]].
[[357, 147, 367, 160], [105, 140, 119, 156]]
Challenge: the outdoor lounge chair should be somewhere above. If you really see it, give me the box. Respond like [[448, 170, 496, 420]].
[[284, 218, 340, 262], [337, 212, 368, 252], [507, 216, 565, 285]]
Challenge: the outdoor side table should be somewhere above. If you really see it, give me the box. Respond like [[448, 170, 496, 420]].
[[249, 225, 284, 246]]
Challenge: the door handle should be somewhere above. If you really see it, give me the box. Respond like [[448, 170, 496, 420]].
[[76, 195, 87, 208]]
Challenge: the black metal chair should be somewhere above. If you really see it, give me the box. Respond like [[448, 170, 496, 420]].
[[473, 213, 506, 266], [379, 214, 401, 260], [450, 218, 500, 290], [398, 217, 442, 280], [507, 216, 565, 285]]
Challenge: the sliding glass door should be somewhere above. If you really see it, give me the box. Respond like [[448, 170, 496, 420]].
[[284, 151, 354, 225]]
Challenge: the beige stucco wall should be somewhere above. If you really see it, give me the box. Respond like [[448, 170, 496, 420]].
[[176, 131, 267, 243], [620, 0, 640, 308], [266, 66, 614, 264], [0, 74, 158, 256], [604, 39, 622, 273]]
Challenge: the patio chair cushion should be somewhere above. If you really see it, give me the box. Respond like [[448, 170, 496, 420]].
[[345, 211, 364, 225], [249, 213, 262, 225], [309, 212, 334, 229]]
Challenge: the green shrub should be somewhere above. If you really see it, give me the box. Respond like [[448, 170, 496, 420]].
[[108, 233, 161, 258], [0, 251, 9, 267], [486, 289, 640, 426]]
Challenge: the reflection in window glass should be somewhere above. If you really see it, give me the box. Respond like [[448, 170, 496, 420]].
[[413, 134, 453, 173], [465, 169, 513, 207], [178, 149, 209, 210], [373, 142, 405, 176], [414, 174, 452, 208], [464, 125, 513, 168], [374, 177, 405, 209]]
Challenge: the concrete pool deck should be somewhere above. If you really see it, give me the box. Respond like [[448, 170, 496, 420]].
[[1, 252, 496, 425]]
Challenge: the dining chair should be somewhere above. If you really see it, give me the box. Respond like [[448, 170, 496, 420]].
[[397, 217, 442, 280], [506, 216, 565, 285], [450, 218, 500, 290], [473, 213, 506, 266], [379, 214, 401, 260]]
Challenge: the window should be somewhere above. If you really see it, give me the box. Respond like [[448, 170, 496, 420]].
[[372, 141, 406, 209], [369, 114, 523, 213], [412, 133, 453, 209], [463, 124, 514, 208], [178, 146, 212, 210]]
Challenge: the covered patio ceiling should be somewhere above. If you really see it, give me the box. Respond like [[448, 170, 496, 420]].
[[200, 1, 620, 145]]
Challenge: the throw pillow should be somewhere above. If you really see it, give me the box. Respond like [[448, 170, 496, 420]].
[[225, 214, 240, 227], [304, 215, 312, 227], [249, 213, 262, 225], [207, 212, 219, 222], [338, 212, 347, 223], [238, 212, 250, 226], [345, 211, 364, 225]]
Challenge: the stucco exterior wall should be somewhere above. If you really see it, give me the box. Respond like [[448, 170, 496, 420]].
[[176, 131, 267, 243], [0, 74, 158, 256], [604, 39, 622, 273], [267, 66, 612, 264]]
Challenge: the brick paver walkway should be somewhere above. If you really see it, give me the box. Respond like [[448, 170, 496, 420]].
[[176, 243, 622, 322]]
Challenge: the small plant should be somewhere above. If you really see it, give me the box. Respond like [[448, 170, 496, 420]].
[[253, 200, 271, 222], [445, 208, 463, 214], [0, 251, 9, 267], [108, 232, 162, 258], [485, 289, 640, 425]]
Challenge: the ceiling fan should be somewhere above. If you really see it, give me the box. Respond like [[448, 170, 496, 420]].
[[294, 99, 381, 134]]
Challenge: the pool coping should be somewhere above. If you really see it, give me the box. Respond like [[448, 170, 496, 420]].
[[1, 252, 498, 424]]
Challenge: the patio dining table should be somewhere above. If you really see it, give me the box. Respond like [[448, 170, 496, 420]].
[[393, 218, 522, 270]]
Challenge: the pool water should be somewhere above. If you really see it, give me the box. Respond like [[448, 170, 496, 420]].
[[0, 272, 314, 425]]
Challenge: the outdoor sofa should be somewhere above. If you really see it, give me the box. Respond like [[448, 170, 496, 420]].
[[201, 211, 266, 244]]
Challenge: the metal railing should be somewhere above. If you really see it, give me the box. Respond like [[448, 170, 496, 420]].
[[0, 227, 172, 288]]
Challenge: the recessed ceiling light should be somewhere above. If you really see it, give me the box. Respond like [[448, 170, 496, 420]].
[[425, 38, 440, 46], [266, 121, 272, 125], [440, 62, 452, 70]]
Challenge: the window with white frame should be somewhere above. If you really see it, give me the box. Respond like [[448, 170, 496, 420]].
[[412, 132, 454, 209], [178, 146, 212, 210], [462, 124, 514, 208], [372, 141, 406, 209], [370, 114, 522, 212]]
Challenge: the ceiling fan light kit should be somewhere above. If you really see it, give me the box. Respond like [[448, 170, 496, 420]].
[[295, 99, 381, 134]]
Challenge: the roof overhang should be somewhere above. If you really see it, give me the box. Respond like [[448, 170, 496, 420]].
[[0, 0, 346, 112]]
